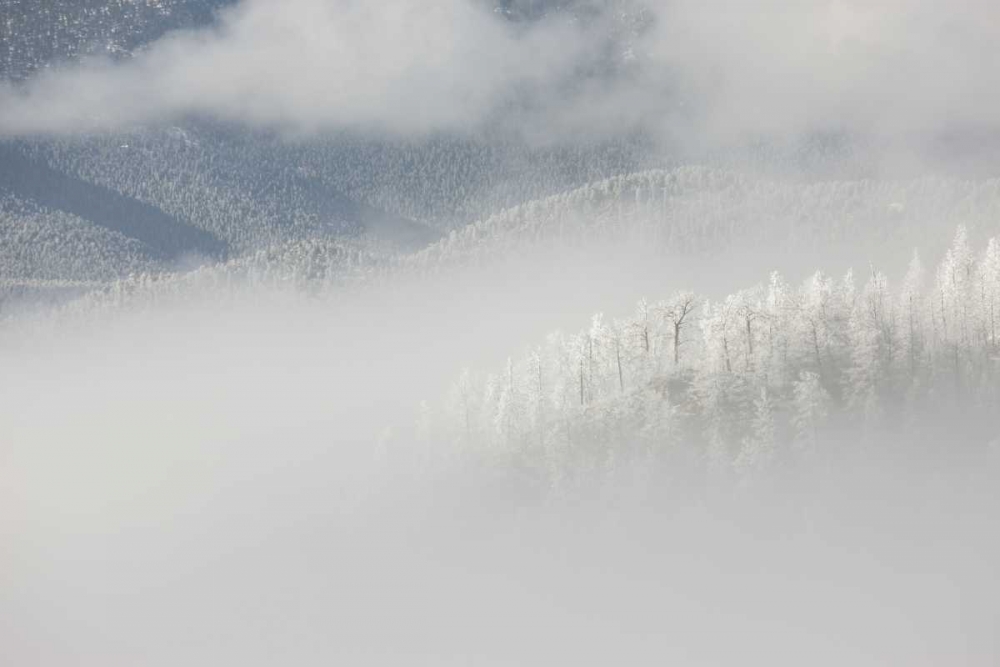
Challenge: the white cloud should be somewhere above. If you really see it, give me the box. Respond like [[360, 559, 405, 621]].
[[0, 0, 999, 144], [645, 0, 1000, 143], [0, 0, 591, 136]]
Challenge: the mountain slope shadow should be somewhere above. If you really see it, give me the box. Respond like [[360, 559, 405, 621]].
[[0, 143, 226, 261]]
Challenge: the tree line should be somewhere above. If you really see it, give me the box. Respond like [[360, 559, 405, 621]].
[[430, 227, 1000, 495]]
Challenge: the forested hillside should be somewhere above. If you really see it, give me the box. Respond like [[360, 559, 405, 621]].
[[4, 3, 1000, 664], [0, 0, 655, 295], [426, 227, 1000, 498], [13, 165, 1000, 324], [0, 0, 234, 81], [414, 167, 1000, 271]]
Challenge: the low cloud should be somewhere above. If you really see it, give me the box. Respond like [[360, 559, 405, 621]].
[[1, 0, 999, 145], [0, 0, 592, 137], [646, 0, 1000, 143], [2, 252, 998, 665]]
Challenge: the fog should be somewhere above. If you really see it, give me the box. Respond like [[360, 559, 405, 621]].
[[2, 239, 999, 665], [2, 0, 1000, 146], [3, 1, 1000, 664], [0, 0, 593, 137]]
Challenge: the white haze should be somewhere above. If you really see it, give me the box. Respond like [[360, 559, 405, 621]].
[[1, 0, 999, 145], [2, 245, 999, 665], [3, 1, 1000, 664]]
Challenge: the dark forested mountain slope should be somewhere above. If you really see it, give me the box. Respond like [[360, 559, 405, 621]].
[[0, 0, 235, 81], [0, 125, 654, 285], [0, 0, 659, 290]]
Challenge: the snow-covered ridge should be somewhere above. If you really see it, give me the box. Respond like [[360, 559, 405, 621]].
[[411, 166, 1000, 270], [8, 166, 1000, 328]]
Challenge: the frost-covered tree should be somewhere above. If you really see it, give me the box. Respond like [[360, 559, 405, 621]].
[[494, 357, 528, 448], [735, 387, 777, 476], [762, 271, 793, 384], [897, 251, 926, 381], [429, 225, 1000, 497], [845, 269, 895, 424], [701, 297, 737, 375], [732, 286, 766, 374], [658, 291, 698, 368], [934, 226, 977, 386], [791, 371, 830, 453], [977, 238, 1000, 353], [796, 271, 835, 376]]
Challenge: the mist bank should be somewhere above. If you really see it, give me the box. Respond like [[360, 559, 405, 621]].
[[4, 455, 996, 666], [2, 227, 999, 664], [3, 0, 1000, 151], [3, 1, 999, 661]]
